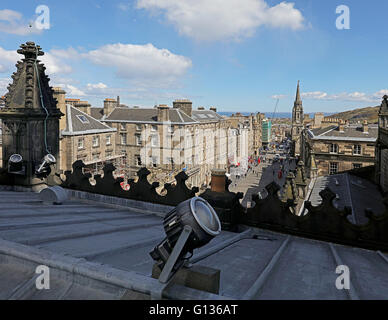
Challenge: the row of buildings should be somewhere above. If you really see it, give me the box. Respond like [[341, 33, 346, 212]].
[[50, 90, 264, 190]]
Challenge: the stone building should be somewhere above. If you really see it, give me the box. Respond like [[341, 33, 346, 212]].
[[291, 81, 304, 156], [100, 99, 251, 189], [226, 112, 264, 155], [52, 88, 121, 175], [376, 95, 388, 192], [301, 120, 378, 176]]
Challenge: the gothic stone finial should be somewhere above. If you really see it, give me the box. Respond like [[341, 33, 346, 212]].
[[17, 42, 44, 61]]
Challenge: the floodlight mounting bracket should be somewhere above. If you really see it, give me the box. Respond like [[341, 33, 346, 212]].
[[158, 225, 193, 284]]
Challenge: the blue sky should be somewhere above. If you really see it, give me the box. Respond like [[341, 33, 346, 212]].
[[0, 0, 387, 113]]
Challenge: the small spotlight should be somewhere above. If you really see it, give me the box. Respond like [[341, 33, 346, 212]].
[[36, 154, 56, 175], [8, 154, 25, 175], [150, 197, 221, 283]]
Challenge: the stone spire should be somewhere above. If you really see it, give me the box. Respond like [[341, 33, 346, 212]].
[[293, 80, 303, 111], [2, 42, 61, 117], [295, 80, 302, 105], [0, 42, 62, 189]]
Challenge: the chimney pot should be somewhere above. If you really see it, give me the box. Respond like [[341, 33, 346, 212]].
[[210, 169, 226, 193]]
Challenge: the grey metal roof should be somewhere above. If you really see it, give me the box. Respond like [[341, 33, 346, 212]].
[[309, 125, 378, 142], [0, 187, 388, 300], [308, 173, 385, 225], [62, 105, 116, 136], [104, 107, 198, 124]]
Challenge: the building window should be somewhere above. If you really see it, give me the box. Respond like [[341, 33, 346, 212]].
[[78, 138, 84, 149], [353, 163, 362, 169], [151, 135, 158, 147], [168, 126, 174, 134], [353, 144, 362, 155], [135, 134, 142, 146], [93, 153, 100, 161], [92, 136, 99, 147], [120, 123, 126, 131], [136, 124, 142, 131], [106, 135, 111, 145], [135, 155, 142, 166], [330, 143, 338, 154], [120, 133, 127, 145], [329, 162, 338, 175], [151, 125, 157, 132], [106, 151, 112, 158], [150, 156, 157, 167]]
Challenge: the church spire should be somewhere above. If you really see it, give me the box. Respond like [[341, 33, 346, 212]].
[[295, 80, 302, 104]]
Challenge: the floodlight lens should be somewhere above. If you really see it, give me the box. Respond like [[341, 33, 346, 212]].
[[9, 154, 22, 163], [44, 154, 56, 164], [190, 197, 221, 236]]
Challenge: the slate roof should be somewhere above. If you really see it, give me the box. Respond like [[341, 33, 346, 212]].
[[191, 110, 224, 123], [0, 187, 388, 300], [104, 107, 199, 124], [90, 107, 104, 120], [309, 124, 378, 142], [62, 105, 116, 136], [308, 173, 385, 225]]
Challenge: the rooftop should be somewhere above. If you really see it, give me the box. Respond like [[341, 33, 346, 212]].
[[0, 187, 388, 300], [309, 124, 378, 142], [62, 105, 116, 136]]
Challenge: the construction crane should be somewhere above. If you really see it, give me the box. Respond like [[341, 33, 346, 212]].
[[271, 98, 280, 120]]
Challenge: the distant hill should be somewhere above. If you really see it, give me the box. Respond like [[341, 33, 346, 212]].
[[330, 105, 380, 124]]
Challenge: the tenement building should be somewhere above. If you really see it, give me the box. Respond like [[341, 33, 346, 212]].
[[291, 81, 304, 156], [301, 119, 378, 176], [52, 88, 122, 175], [100, 99, 250, 189]]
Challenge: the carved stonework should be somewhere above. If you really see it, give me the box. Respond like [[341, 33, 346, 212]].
[[0, 42, 63, 187], [61, 161, 200, 206]]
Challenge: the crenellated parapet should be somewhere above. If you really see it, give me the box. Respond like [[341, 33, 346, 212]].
[[244, 185, 388, 252], [60, 160, 199, 206]]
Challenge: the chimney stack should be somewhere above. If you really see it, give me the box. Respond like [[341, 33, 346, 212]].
[[157, 104, 169, 122], [173, 99, 192, 117], [339, 119, 345, 133], [76, 102, 92, 116], [210, 107, 217, 113], [362, 120, 369, 134], [104, 98, 116, 116], [52, 87, 67, 131]]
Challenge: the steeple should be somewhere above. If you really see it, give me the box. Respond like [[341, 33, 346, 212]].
[[295, 80, 301, 103], [294, 80, 303, 109]]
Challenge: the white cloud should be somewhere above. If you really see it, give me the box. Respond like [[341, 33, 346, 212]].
[[0, 46, 74, 76], [57, 84, 86, 97], [0, 78, 11, 95], [0, 47, 21, 73], [271, 94, 287, 99], [0, 9, 42, 35], [87, 82, 108, 90], [373, 89, 388, 99], [301, 90, 387, 103], [84, 43, 192, 87], [136, 0, 305, 41], [118, 3, 131, 11]]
